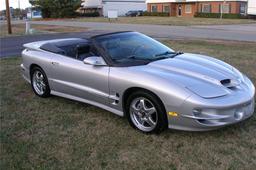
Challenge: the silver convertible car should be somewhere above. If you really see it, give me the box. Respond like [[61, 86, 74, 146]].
[[21, 31, 255, 133]]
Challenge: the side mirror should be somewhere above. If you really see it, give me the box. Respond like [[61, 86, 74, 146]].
[[83, 56, 107, 66]]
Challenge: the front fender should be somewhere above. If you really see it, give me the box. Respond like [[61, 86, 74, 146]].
[[109, 67, 192, 113]]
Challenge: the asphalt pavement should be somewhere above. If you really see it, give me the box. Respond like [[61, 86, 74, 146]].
[[1, 20, 256, 58], [27, 21, 256, 42], [0, 30, 108, 58]]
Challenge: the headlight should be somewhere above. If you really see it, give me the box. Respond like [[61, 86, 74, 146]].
[[232, 67, 244, 82], [186, 84, 229, 99]]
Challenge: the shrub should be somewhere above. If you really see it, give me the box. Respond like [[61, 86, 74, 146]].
[[78, 12, 100, 17], [29, 0, 80, 18], [194, 12, 247, 19], [142, 11, 169, 17]]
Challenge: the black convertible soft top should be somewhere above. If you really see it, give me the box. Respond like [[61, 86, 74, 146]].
[[40, 39, 89, 55]]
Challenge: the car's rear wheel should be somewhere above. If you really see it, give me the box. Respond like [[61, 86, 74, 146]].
[[126, 91, 168, 133], [31, 67, 50, 97]]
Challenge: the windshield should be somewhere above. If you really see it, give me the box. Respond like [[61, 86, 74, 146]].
[[94, 32, 175, 65]]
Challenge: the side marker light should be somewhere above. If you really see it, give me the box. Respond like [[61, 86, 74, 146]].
[[168, 112, 178, 117]]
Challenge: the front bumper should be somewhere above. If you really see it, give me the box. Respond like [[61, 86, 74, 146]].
[[166, 75, 255, 131]]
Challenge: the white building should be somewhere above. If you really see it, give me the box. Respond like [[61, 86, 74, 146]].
[[82, 0, 147, 16], [81, 0, 103, 15], [82, 0, 102, 8], [248, 0, 256, 15]]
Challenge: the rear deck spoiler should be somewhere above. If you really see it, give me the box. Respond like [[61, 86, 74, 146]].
[[23, 38, 82, 51], [23, 41, 47, 51]]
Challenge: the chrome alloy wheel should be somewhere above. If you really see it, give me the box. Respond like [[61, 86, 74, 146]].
[[32, 70, 46, 95], [130, 97, 158, 132]]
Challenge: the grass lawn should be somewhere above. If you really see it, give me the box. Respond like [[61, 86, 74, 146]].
[[0, 24, 88, 38], [72, 16, 256, 26], [1, 40, 256, 169]]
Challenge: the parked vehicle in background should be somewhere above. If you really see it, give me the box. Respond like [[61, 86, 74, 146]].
[[0, 16, 5, 20], [125, 10, 143, 17]]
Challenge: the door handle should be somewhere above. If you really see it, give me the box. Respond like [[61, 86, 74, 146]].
[[51, 62, 59, 65]]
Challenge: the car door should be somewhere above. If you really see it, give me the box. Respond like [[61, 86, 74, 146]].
[[49, 44, 109, 105]]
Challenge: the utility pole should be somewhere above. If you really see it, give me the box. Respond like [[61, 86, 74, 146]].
[[220, 3, 223, 19], [18, 0, 21, 19], [5, 0, 12, 34], [220, 0, 226, 19]]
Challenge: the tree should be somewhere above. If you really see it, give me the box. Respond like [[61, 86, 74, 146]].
[[29, 0, 81, 18]]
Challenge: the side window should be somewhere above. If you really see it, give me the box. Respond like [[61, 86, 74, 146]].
[[222, 4, 230, 14], [240, 3, 246, 14], [76, 44, 95, 61], [59, 44, 77, 58], [185, 4, 192, 14], [163, 5, 170, 13], [202, 4, 211, 13], [151, 5, 157, 12]]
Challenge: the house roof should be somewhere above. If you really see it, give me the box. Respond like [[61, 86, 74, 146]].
[[82, 0, 146, 8], [103, 0, 145, 2], [146, 0, 247, 3]]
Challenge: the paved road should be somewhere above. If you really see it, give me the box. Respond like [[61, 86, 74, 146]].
[[26, 21, 256, 42], [0, 30, 108, 58], [1, 21, 256, 57]]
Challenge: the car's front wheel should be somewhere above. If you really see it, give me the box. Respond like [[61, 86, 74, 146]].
[[126, 91, 168, 133], [31, 67, 50, 97]]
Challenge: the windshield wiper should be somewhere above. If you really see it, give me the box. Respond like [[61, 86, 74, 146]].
[[112, 55, 140, 61], [154, 51, 183, 58], [155, 51, 176, 57], [151, 51, 184, 62], [126, 55, 151, 61], [171, 51, 184, 57]]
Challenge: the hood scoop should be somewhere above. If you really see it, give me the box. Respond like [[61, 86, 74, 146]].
[[221, 79, 231, 86], [220, 79, 241, 89]]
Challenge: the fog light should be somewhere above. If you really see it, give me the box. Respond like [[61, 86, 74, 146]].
[[168, 112, 178, 117], [193, 109, 201, 116], [234, 111, 244, 121]]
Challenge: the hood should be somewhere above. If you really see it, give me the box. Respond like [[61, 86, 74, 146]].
[[141, 53, 243, 98]]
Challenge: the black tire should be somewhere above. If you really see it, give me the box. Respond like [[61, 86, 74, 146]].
[[125, 90, 168, 134], [30, 66, 51, 98]]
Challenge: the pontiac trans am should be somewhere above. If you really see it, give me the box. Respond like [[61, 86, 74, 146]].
[[21, 32, 255, 133]]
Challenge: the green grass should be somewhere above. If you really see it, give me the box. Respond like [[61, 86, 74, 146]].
[[1, 40, 256, 169], [72, 16, 256, 26], [0, 24, 88, 38]]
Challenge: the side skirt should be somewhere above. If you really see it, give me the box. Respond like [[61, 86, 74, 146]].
[[51, 90, 124, 117], [22, 74, 31, 84]]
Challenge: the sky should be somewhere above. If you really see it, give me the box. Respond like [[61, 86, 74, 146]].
[[0, 0, 31, 10]]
